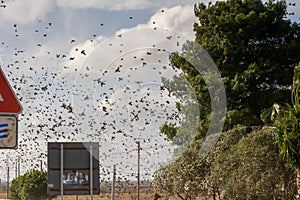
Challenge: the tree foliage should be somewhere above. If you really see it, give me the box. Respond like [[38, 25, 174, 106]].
[[208, 126, 296, 199], [261, 64, 300, 198], [162, 0, 300, 145], [153, 146, 208, 200], [156, 0, 300, 199], [9, 170, 48, 200], [262, 65, 300, 170], [193, 0, 300, 130], [155, 126, 296, 199]]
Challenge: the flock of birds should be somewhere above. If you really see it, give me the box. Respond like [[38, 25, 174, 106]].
[[0, 0, 196, 189], [1, 0, 298, 194]]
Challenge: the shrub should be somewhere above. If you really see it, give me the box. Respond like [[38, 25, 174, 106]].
[[9, 170, 48, 200]]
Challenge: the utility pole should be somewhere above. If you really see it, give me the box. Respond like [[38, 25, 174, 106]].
[[137, 141, 140, 200], [18, 156, 20, 177], [60, 144, 64, 200], [111, 165, 116, 200], [89, 145, 93, 200], [15, 158, 17, 179], [6, 166, 9, 199], [15, 156, 20, 178], [6, 155, 9, 199]]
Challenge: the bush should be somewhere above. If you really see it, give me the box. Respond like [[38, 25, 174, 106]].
[[9, 169, 48, 200]]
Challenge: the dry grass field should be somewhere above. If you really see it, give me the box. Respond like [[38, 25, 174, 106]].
[[0, 192, 155, 200], [50, 186, 156, 200], [0, 179, 157, 199], [0, 191, 7, 199], [52, 192, 155, 200], [0, 186, 156, 200]]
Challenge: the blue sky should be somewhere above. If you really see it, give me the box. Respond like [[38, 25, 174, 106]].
[[0, 0, 299, 183]]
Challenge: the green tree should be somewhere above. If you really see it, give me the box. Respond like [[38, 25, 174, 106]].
[[261, 64, 300, 198], [208, 126, 296, 199], [192, 0, 300, 130], [153, 145, 208, 200], [205, 125, 249, 199], [155, 126, 296, 199], [9, 170, 48, 200], [162, 0, 300, 145], [157, 0, 300, 199]]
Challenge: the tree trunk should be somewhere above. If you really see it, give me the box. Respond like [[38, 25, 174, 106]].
[[297, 169, 300, 200]]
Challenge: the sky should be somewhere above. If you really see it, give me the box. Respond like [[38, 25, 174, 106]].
[[0, 0, 299, 184]]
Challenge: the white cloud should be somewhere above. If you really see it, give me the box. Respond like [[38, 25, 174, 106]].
[[64, 13, 198, 147], [57, 35, 107, 80], [117, 5, 197, 40], [54, 4, 199, 154], [57, 0, 198, 10], [0, 0, 298, 25], [0, 0, 56, 24], [146, 5, 198, 38], [58, 5, 196, 79], [0, 0, 203, 24]]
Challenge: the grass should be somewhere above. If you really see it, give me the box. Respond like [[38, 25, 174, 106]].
[[0, 190, 155, 200], [51, 192, 154, 200], [0, 191, 7, 199], [0, 182, 156, 199]]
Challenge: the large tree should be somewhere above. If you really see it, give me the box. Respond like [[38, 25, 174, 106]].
[[163, 0, 300, 144], [192, 0, 300, 130], [194, 0, 300, 129]]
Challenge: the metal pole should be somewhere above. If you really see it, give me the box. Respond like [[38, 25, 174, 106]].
[[6, 166, 9, 199], [15, 159, 17, 179], [17, 156, 20, 177], [111, 165, 116, 200], [60, 144, 64, 200], [90, 145, 93, 200], [137, 141, 140, 200]]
